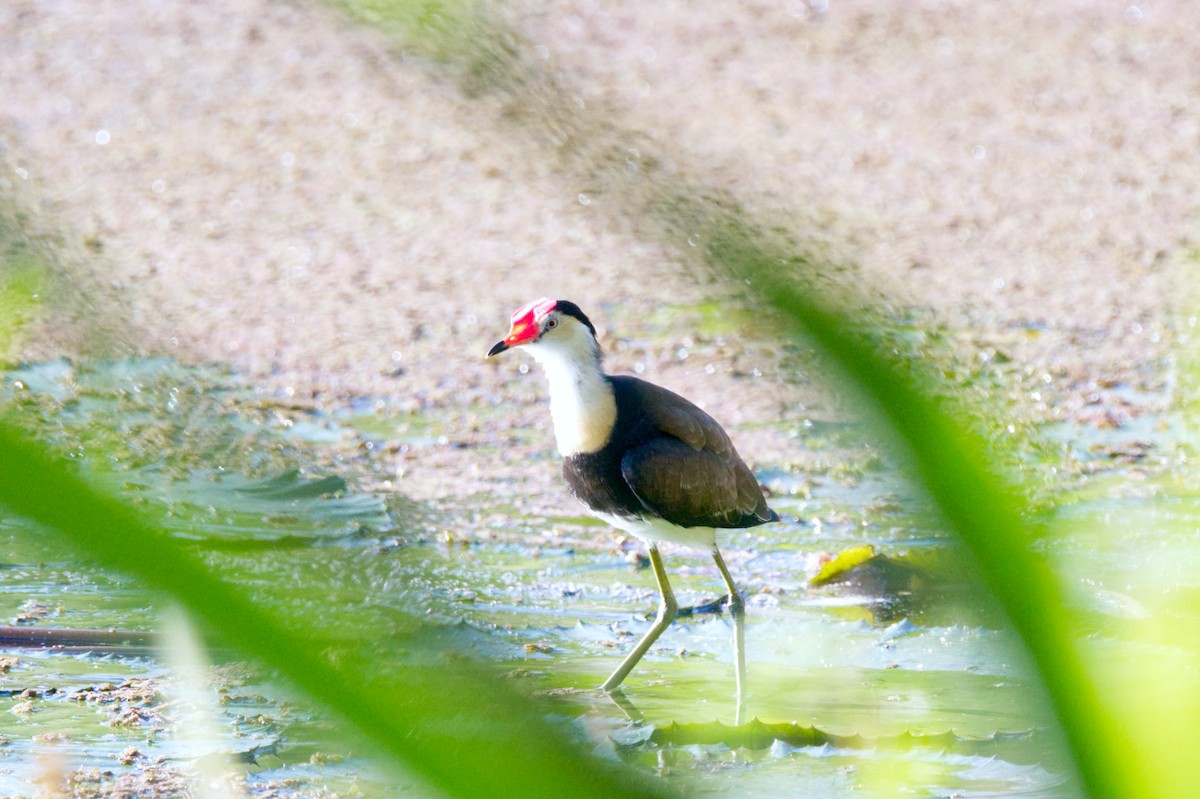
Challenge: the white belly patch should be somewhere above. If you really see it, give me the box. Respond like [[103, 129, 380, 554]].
[[593, 511, 717, 549]]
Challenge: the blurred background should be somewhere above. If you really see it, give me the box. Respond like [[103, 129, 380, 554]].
[[2, 1, 1198, 797]]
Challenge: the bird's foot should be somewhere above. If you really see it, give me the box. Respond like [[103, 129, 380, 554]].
[[674, 597, 724, 617], [675, 591, 747, 618]]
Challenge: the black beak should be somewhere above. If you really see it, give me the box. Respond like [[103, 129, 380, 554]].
[[486, 340, 509, 358]]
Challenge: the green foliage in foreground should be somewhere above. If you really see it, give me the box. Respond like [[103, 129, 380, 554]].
[[0, 426, 669, 799], [698, 219, 1150, 799]]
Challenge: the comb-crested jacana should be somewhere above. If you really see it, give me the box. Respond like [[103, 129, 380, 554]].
[[487, 298, 777, 691]]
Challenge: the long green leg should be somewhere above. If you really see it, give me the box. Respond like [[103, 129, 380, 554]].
[[601, 545, 678, 692], [713, 545, 746, 722]]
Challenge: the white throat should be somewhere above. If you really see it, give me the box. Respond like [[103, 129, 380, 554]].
[[524, 334, 616, 456]]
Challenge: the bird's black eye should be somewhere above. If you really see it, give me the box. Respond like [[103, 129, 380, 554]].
[[545, 317, 559, 330]]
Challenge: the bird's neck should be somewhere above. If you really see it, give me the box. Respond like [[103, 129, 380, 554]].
[[529, 343, 617, 456]]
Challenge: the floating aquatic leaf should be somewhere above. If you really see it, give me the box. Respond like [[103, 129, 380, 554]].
[[810, 545, 877, 586], [644, 718, 1038, 759], [3, 360, 392, 541], [133, 467, 390, 541], [234, 469, 348, 500]]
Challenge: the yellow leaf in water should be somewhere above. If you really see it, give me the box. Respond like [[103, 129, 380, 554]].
[[810, 545, 876, 586]]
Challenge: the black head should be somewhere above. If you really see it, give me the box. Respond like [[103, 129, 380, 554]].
[[551, 300, 597, 340]]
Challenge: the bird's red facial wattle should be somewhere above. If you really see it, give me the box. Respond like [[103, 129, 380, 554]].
[[487, 297, 557, 357]]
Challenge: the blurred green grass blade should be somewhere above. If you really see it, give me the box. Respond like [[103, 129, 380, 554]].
[[0, 255, 47, 361], [707, 230, 1142, 799], [327, 0, 485, 62], [0, 425, 669, 799]]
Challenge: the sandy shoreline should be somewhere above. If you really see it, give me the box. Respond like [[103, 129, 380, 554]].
[[2, 0, 1196, 501]]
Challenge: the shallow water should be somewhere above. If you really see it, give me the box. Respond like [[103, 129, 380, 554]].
[[1, 358, 1197, 798]]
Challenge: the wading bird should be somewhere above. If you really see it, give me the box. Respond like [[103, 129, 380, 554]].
[[487, 298, 778, 691]]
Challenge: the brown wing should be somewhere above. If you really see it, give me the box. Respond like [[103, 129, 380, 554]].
[[616, 378, 776, 529]]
